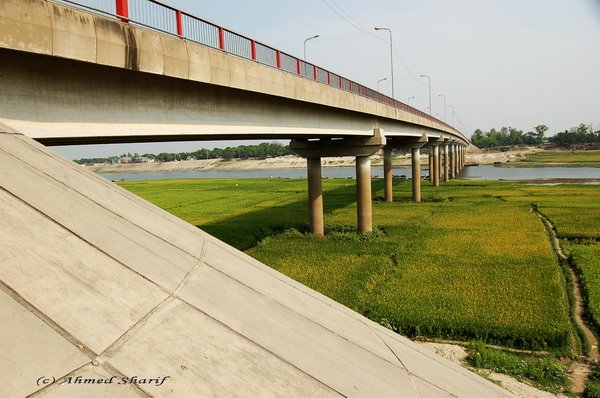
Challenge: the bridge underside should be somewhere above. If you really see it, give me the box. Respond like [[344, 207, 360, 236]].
[[0, 48, 431, 146]]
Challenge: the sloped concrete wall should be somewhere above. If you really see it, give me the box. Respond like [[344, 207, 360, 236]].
[[0, 123, 508, 397]]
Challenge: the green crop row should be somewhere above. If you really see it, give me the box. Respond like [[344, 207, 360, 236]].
[[120, 178, 593, 350]]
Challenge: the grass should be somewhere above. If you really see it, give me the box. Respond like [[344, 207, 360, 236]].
[[509, 150, 600, 167], [120, 176, 600, 393], [586, 364, 600, 398], [250, 181, 573, 350], [466, 342, 569, 393], [119, 178, 586, 351], [567, 244, 600, 329]]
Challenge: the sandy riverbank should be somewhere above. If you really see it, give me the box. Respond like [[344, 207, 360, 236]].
[[83, 147, 540, 174]]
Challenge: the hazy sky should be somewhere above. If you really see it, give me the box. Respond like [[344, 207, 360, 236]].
[[54, 0, 600, 159]]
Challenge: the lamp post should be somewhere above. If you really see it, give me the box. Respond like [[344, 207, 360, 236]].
[[437, 94, 446, 122], [407, 96, 415, 105], [448, 105, 455, 126], [303, 34, 319, 61], [420, 74, 431, 115], [377, 77, 387, 92], [374, 27, 394, 99]]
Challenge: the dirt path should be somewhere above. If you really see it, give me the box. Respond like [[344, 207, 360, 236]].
[[532, 205, 598, 394]]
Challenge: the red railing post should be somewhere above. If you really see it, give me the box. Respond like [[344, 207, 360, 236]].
[[313, 65, 317, 80], [339, 76, 342, 89], [218, 27, 225, 50], [176, 10, 183, 37], [116, 0, 129, 23], [296, 59, 301, 75], [349, 81, 352, 92], [251, 40, 257, 60], [276, 50, 281, 68], [327, 71, 331, 85]]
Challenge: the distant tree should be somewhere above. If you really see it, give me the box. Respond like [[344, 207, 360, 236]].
[[471, 125, 553, 148], [548, 123, 599, 146]]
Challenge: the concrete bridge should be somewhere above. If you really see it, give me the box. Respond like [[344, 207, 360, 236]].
[[0, 0, 467, 236], [0, 2, 512, 397]]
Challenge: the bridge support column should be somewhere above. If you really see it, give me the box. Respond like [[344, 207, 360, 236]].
[[356, 156, 373, 233], [432, 144, 440, 187], [443, 143, 450, 182], [412, 147, 422, 202], [454, 144, 460, 177], [386, 134, 428, 202], [428, 148, 434, 184], [448, 144, 455, 179], [291, 129, 385, 235], [383, 148, 393, 202], [307, 157, 324, 237], [427, 138, 443, 187]]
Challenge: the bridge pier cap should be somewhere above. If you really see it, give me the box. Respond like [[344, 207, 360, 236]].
[[290, 128, 386, 158]]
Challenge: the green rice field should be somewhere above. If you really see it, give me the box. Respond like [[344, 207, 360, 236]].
[[119, 178, 600, 351]]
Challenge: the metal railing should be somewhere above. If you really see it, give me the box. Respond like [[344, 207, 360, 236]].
[[52, 0, 465, 140]]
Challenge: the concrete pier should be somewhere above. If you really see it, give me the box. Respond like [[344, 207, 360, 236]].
[[307, 157, 324, 236], [385, 133, 428, 202], [383, 148, 393, 202], [428, 138, 443, 187], [291, 130, 385, 234], [433, 144, 440, 186], [448, 144, 455, 180], [453, 144, 459, 177], [443, 143, 450, 182], [356, 156, 373, 233], [412, 147, 422, 202], [428, 149, 434, 184]]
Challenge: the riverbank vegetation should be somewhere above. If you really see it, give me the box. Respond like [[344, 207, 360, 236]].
[[466, 342, 569, 392], [471, 123, 599, 148], [75, 142, 292, 165], [507, 150, 600, 167]]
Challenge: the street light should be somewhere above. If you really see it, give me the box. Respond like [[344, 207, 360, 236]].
[[377, 77, 387, 92], [437, 94, 446, 122], [448, 105, 455, 126], [303, 34, 319, 61], [374, 27, 394, 99], [420, 74, 431, 115], [407, 96, 415, 105]]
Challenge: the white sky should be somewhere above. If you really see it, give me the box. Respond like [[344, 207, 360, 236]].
[[54, 0, 600, 159]]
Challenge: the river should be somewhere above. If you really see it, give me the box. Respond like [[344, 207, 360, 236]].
[[99, 165, 600, 182]]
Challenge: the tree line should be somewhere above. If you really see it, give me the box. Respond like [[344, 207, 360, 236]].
[[471, 123, 599, 148], [74, 142, 293, 165]]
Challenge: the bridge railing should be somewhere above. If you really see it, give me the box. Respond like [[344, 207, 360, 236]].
[[52, 0, 466, 141]]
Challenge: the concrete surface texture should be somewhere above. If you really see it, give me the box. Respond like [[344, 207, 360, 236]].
[[0, 0, 468, 145], [0, 128, 512, 397]]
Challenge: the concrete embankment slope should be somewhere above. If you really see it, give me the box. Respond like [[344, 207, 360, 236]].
[[0, 126, 512, 397]]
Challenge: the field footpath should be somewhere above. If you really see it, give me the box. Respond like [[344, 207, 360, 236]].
[[533, 204, 599, 394]]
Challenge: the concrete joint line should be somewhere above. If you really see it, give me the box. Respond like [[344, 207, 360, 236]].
[[0, 121, 23, 135], [0, 145, 203, 261], [99, 296, 176, 361], [0, 183, 172, 297], [194, 260, 411, 372], [370, 328, 459, 398], [0, 279, 98, 359], [169, 294, 344, 396]]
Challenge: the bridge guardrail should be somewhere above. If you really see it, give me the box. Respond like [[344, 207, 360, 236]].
[[52, 0, 467, 142]]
